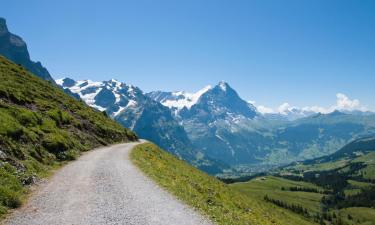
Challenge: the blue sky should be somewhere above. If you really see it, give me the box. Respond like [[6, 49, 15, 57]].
[[1, 0, 375, 110]]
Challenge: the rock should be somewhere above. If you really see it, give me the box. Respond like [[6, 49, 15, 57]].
[[0, 150, 7, 160], [22, 175, 38, 185]]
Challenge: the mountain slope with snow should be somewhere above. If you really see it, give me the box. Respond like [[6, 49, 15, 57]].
[[57, 78, 225, 174]]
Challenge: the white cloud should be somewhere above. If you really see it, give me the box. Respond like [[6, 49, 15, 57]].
[[257, 105, 275, 114], [253, 93, 368, 115], [335, 93, 360, 110], [278, 103, 293, 115]]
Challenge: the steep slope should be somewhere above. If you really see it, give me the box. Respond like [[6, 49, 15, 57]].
[[57, 78, 225, 174], [0, 18, 54, 83], [0, 56, 137, 217]]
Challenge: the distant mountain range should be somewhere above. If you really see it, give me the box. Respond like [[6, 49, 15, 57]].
[[56, 78, 225, 174], [148, 84, 375, 170], [59, 77, 375, 174]]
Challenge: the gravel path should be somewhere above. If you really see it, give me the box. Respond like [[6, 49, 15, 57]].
[[5, 142, 213, 225]]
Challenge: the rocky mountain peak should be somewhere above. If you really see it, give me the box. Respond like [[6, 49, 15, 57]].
[[218, 81, 229, 91], [0, 18, 8, 35], [0, 18, 54, 83]]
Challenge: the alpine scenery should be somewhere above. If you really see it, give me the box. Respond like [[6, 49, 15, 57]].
[[0, 1, 374, 225]]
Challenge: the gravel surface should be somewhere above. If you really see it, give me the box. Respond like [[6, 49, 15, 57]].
[[5, 142, 214, 225]]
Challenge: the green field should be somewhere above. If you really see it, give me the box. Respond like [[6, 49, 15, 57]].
[[339, 207, 375, 225], [288, 159, 350, 173], [352, 152, 375, 179], [231, 176, 324, 214], [131, 143, 315, 225]]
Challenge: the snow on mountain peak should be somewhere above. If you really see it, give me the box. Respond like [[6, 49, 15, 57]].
[[162, 85, 212, 110], [218, 81, 228, 91]]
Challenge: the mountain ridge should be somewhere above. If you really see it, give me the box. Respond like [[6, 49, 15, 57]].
[[57, 77, 226, 174], [0, 18, 54, 83]]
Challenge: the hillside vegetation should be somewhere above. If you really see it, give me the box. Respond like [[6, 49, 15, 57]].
[[131, 143, 315, 225], [0, 56, 137, 218], [259, 136, 375, 224]]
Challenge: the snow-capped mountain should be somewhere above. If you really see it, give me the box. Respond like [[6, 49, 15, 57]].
[[56, 78, 224, 173], [147, 85, 212, 111], [149, 81, 262, 165], [57, 78, 144, 123], [59, 78, 375, 171], [148, 81, 258, 120], [149, 81, 375, 168]]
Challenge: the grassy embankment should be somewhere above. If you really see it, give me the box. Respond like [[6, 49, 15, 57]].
[[0, 56, 137, 218], [131, 143, 315, 225]]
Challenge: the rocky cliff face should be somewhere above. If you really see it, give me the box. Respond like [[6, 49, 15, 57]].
[[0, 18, 54, 83]]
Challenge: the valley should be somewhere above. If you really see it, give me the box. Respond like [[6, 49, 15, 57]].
[[229, 136, 375, 224]]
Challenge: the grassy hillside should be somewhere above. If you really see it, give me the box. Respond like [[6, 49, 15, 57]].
[[231, 176, 325, 215], [0, 56, 137, 218], [268, 136, 375, 224], [131, 143, 315, 225]]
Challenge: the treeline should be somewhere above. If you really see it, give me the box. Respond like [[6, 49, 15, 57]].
[[263, 195, 310, 217], [218, 173, 266, 184], [279, 162, 368, 193], [323, 186, 375, 209], [264, 195, 354, 225], [279, 162, 368, 192], [314, 211, 351, 225], [281, 186, 330, 194]]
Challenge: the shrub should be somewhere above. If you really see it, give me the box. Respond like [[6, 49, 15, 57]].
[[47, 109, 73, 126], [0, 110, 23, 138], [42, 132, 71, 153], [0, 165, 23, 209], [15, 109, 42, 127]]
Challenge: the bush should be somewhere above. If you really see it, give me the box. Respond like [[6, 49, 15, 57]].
[[14, 109, 41, 127], [42, 132, 71, 153], [0, 165, 23, 209], [40, 118, 57, 133], [0, 110, 23, 139], [47, 109, 73, 126]]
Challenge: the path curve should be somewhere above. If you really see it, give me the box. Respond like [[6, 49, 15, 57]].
[[5, 142, 213, 225]]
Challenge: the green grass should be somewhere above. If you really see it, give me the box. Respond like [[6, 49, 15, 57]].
[[338, 207, 375, 225], [131, 143, 316, 225], [352, 152, 375, 179], [0, 56, 137, 218], [285, 159, 350, 174], [231, 176, 324, 215]]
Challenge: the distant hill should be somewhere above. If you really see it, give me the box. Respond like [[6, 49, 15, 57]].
[[229, 136, 375, 225], [303, 136, 375, 164], [0, 56, 137, 217]]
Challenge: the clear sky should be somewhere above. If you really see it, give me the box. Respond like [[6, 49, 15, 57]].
[[1, 0, 375, 111]]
